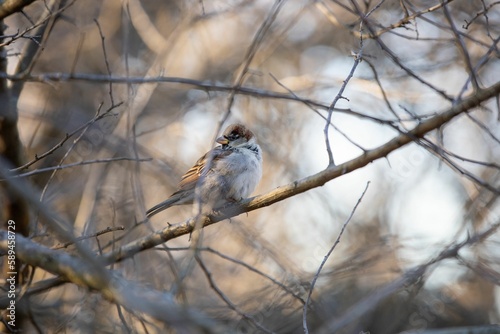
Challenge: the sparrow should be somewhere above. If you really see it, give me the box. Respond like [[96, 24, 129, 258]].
[[146, 123, 263, 218]]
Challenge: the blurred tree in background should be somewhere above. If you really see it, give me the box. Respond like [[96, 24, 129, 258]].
[[1, 0, 500, 333]]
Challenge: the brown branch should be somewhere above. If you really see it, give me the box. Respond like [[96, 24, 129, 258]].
[[0, 231, 217, 331], [102, 80, 500, 265], [0, 0, 37, 20], [0, 2, 29, 301], [0, 71, 426, 129], [0, 71, 336, 108]]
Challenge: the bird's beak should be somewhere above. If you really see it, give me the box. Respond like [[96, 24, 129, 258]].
[[216, 136, 229, 145]]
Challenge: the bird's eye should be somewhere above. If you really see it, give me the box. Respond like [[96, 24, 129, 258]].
[[228, 131, 240, 140]]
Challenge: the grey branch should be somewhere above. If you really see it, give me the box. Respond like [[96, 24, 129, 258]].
[[316, 220, 500, 333], [3, 157, 151, 180], [0, 231, 217, 331]]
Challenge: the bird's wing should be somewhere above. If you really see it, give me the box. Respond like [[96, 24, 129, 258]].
[[176, 146, 231, 191]]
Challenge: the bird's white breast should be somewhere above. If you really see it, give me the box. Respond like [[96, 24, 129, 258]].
[[209, 145, 262, 202]]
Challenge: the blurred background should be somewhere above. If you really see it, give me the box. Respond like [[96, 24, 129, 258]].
[[2, 0, 500, 333]]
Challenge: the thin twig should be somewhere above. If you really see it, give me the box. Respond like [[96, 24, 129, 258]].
[[35, 103, 105, 239], [465, 111, 500, 145], [442, 0, 479, 94], [316, 220, 500, 333], [462, 0, 500, 29], [69, 32, 85, 74], [160, 246, 306, 305], [4, 157, 151, 180], [0, 31, 41, 48], [362, 58, 404, 126], [324, 51, 362, 166], [270, 73, 368, 153], [52, 226, 125, 249], [303, 181, 370, 334], [349, 0, 453, 101], [323, 0, 376, 166], [461, 34, 500, 100], [195, 254, 275, 334], [355, 0, 454, 39], [94, 19, 115, 106], [12, 0, 72, 89], [11, 104, 121, 171], [418, 138, 500, 195], [0, 232, 217, 331], [0, 70, 444, 124], [438, 147, 500, 170], [221, 0, 286, 124], [116, 304, 133, 334]]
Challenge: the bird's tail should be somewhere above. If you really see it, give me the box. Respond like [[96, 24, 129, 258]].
[[146, 198, 178, 218]]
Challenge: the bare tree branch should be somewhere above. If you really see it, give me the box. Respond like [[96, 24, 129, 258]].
[[324, 51, 362, 166], [442, 0, 479, 93], [1, 1, 498, 331], [3, 157, 151, 180], [221, 0, 286, 123], [160, 246, 306, 305], [0, 0, 37, 20], [303, 181, 370, 333], [102, 80, 500, 265], [316, 220, 500, 333], [52, 226, 125, 249], [195, 254, 275, 334], [0, 231, 217, 331], [349, 0, 453, 101], [11, 103, 121, 172]]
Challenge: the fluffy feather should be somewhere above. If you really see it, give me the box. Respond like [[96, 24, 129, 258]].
[[146, 124, 262, 218]]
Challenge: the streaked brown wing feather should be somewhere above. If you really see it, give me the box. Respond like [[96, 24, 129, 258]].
[[177, 147, 231, 191]]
